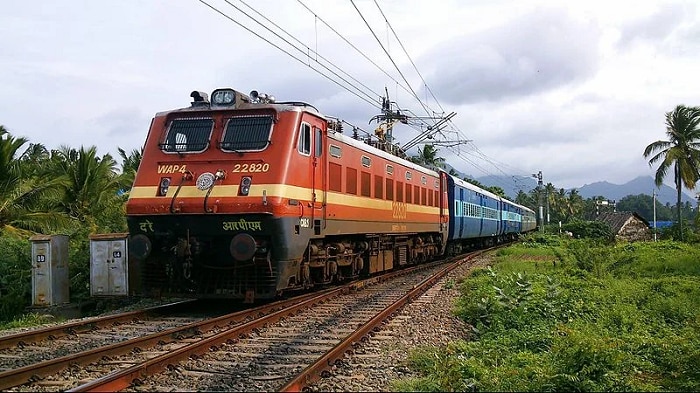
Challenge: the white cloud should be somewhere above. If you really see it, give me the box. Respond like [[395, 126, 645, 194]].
[[0, 0, 699, 193]]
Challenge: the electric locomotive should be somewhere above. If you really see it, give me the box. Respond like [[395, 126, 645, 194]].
[[126, 88, 448, 301]]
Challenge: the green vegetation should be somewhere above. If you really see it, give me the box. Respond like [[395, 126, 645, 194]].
[[394, 238, 700, 392], [643, 105, 700, 240], [0, 125, 140, 323]]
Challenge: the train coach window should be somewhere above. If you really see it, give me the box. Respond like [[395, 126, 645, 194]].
[[405, 171, 412, 181], [361, 155, 371, 167], [386, 164, 394, 175], [297, 123, 311, 155], [161, 118, 213, 153], [221, 115, 273, 152], [329, 144, 342, 158]]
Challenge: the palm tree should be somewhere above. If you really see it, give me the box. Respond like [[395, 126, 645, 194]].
[[565, 189, 585, 220], [48, 146, 121, 228], [117, 147, 142, 192], [643, 105, 700, 239], [0, 126, 69, 235], [415, 144, 445, 169]]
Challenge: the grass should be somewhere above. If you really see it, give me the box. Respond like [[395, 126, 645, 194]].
[[0, 313, 62, 331], [392, 238, 700, 392]]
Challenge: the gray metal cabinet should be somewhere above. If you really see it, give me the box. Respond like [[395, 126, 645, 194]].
[[30, 235, 69, 306], [90, 233, 129, 296]]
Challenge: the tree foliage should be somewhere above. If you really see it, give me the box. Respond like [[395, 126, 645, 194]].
[[0, 125, 131, 322], [644, 105, 700, 239]]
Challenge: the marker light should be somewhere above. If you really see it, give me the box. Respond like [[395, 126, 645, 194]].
[[212, 89, 236, 106], [239, 176, 252, 196], [158, 177, 171, 196], [215, 169, 226, 180]]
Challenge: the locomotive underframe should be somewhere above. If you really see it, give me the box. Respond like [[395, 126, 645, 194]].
[[127, 213, 443, 301], [298, 231, 443, 290]]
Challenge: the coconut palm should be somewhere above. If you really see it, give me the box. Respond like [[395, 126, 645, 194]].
[[48, 146, 121, 229], [415, 144, 445, 169], [0, 126, 69, 235], [643, 105, 700, 239], [117, 147, 142, 192]]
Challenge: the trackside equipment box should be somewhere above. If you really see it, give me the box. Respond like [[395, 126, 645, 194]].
[[89, 233, 129, 296], [30, 234, 69, 306]]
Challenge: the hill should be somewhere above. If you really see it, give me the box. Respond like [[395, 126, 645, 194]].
[[468, 174, 695, 206]]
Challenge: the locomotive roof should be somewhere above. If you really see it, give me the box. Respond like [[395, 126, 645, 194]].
[[327, 130, 440, 178], [155, 100, 321, 117]]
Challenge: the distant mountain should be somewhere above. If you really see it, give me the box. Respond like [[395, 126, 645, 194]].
[[577, 176, 695, 206], [467, 174, 695, 206]]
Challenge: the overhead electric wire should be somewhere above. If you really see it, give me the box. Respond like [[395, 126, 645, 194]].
[[348, 0, 532, 188], [199, 0, 536, 192], [198, 0, 381, 110], [348, 0, 435, 123], [295, 0, 418, 104], [370, 0, 446, 116], [236, 0, 383, 101]]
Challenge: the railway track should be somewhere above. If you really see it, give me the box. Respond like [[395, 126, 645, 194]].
[[0, 250, 485, 392]]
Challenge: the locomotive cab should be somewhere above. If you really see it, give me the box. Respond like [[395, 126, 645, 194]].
[[126, 88, 330, 300]]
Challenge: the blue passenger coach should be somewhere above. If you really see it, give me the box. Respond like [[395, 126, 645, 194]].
[[446, 174, 502, 253], [445, 173, 537, 255]]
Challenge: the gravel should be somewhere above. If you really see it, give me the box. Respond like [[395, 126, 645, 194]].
[[307, 254, 491, 392]]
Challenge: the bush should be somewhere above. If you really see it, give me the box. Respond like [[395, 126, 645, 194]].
[[398, 241, 700, 392], [561, 219, 614, 241], [0, 236, 31, 322]]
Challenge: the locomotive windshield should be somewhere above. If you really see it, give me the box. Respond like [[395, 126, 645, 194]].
[[161, 118, 213, 153], [220, 115, 274, 152]]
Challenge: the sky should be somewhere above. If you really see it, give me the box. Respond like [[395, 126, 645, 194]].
[[1, 0, 699, 196]]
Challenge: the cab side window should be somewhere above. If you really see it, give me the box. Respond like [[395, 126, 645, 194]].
[[314, 127, 322, 157], [298, 123, 311, 155]]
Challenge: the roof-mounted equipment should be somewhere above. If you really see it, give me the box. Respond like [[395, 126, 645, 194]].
[[190, 91, 209, 107], [249, 90, 276, 104]]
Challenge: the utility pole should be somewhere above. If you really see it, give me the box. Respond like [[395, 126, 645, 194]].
[[653, 189, 657, 242], [532, 171, 543, 232]]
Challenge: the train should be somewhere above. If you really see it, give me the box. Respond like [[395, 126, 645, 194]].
[[125, 88, 537, 302]]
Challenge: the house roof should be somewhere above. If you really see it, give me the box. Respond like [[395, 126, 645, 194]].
[[595, 211, 650, 233]]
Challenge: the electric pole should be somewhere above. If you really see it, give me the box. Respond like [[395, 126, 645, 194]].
[[532, 171, 543, 232], [653, 189, 657, 242]]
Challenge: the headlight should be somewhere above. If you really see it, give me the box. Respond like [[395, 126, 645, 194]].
[[158, 177, 171, 196], [239, 176, 252, 196], [212, 89, 235, 106]]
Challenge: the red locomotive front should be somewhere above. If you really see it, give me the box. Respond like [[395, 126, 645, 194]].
[[126, 88, 447, 301]]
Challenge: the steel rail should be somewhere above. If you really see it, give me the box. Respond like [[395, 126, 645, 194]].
[[278, 250, 485, 392], [0, 299, 196, 350], [0, 290, 333, 390], [67, 259, 448, 392]]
